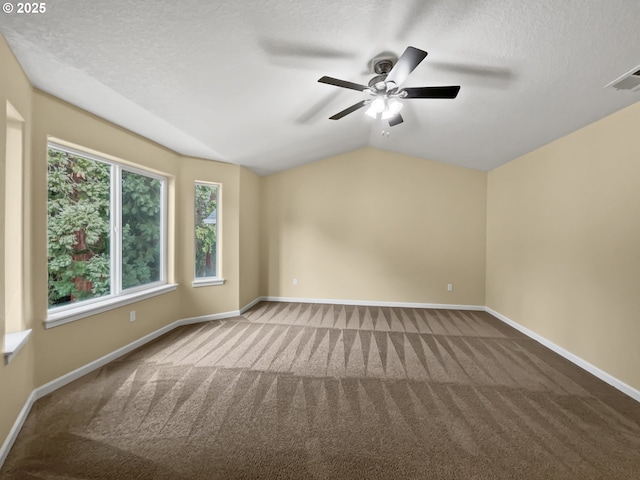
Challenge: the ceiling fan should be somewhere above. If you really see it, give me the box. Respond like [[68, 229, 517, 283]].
[[318, 46, 460, 127]]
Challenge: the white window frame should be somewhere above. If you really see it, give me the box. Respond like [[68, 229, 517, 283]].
[[46, 142, 175, 328], [192, 181, 224, 287]]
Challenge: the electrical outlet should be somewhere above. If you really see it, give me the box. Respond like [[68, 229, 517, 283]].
[[129, 310, 136, 322], [447, 284, 453, 291], [293, 278, 298, 286]]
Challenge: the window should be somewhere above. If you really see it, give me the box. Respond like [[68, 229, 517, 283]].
[[47, 143, 169, 321], [193, 182, 222, 285], [4, 101, 31, 364], [5, 102, 25, 334]]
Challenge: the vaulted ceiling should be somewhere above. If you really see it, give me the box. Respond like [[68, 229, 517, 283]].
[[2, 0, 640, 174]]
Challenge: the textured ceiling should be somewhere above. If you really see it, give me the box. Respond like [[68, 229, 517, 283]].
[[2, 0, 640, 175]]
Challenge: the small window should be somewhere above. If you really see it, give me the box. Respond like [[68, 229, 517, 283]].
[[194, 182, 220, 283], [5, 102, 26, 334], [47, 143, 167, 315], [5, 101, 31, 363]]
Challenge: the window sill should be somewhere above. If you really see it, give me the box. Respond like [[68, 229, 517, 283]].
[[45, 283, 178, 329], [4, 329, 32, 365], [192, 278, 225, 288]]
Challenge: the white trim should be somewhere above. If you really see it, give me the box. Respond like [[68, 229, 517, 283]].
[[0, 390, 36, 468], [43, 299, 252, 393], [0, 297, 263, 469], [3, 330, 32, 365], [194, 181, 222, 282], [45, 283, 178, 328], [112, 163, 122, 294], [261, 296, 484, 311], [179, 309, 241, 326], [240, 296, 263, 313], [4, 298, 639, 471], [485, 307, 640, 403], [35, 321, 177, 398], [159, 171, 167, 284], [38, 303, 250, 397], [191, 278, 225, 287]]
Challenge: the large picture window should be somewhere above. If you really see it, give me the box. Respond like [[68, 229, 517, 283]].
[[194, 182, 220, 283], [47, 143, 167, 315]]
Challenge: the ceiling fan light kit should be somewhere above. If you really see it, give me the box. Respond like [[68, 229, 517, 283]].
[[366, 97, 403, 119], [382, 99, 403, 119], [318, 46, 461, 127]]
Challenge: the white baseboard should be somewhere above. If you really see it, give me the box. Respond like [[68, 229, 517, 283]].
[[0, 299, 259, 470], [485, 307, 640, 403], [3, 299, 639, 470], [36, 304, 251, 399], [178, 309, 241, 326], [261, 296, 484, 311], [0, 390, 36, 469], [34, 321, 180, 400], [240, 296, 264, 314]]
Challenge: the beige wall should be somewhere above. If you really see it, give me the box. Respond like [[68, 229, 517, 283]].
[[239, 167, 261, 307], [0, 32, 259, 453], [0, 34, 35, 456], [31, 91, 183, 386], [486, 101, 640, 391], [30, 94, 255, 383], [261, 148, 487, 305], [3, 27, 639, 468], [177, 157, 241, 317]]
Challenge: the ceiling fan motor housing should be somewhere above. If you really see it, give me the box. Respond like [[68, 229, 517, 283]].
[[370, 51, 398, 74], [369, 55, 401, 92], [374, 59, 394, 75], [368, 74, 388, 90]]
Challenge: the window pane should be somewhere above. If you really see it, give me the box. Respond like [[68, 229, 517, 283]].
[[122, 170, 162, 289], [195, 183, 218, 278], [47, 148, 111, 307]]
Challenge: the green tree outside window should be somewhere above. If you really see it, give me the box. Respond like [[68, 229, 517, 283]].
[[48, 146, 164, 308], [195, 183, 218, 278]]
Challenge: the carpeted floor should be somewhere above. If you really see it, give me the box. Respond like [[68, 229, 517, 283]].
[[2, 301, 640, 479]]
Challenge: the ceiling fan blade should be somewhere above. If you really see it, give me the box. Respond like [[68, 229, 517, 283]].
[[318, 76, 369, 92], [385, 46, 428, 87], [401, 86, 461, 99], [329, 100, 368, 120], [388, 113, 403, 127]]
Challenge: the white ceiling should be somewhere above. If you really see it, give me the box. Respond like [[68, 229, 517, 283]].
[[2, 0, 640, 175]]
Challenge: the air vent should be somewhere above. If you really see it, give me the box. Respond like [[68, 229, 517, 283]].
[[606, 65, 640, 92]]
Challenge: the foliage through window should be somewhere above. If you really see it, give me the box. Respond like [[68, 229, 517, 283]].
[[122, 171, 162, 289], [47, 144, 166, 310], [194, 183, 219, 279]]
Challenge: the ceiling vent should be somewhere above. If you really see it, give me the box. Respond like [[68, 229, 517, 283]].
[[606, 66, 640, 92]]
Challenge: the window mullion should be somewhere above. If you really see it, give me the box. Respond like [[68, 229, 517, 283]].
[[160, 180, 167, 283], [112, 165, 123, 295]]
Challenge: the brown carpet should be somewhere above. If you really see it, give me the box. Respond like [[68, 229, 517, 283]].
[[2, 302, 640, 479]]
